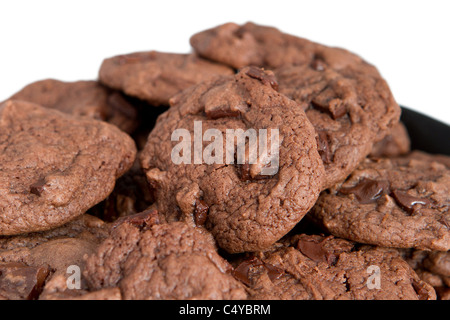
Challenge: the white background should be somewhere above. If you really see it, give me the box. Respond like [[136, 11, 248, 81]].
[[1, 0, 449, 125]]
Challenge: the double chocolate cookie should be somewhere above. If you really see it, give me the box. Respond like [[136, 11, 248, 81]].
[[84, 212, 247, 300], [0, 100, 136, 235], [311, 153, 450, 251], [8, 79, 139, 133], [0, 215, 108, 300], [99, 51, 234, 106], [233, 234, 436, 300], [191, 22, 401, 187], [140, 67, 325, 253]]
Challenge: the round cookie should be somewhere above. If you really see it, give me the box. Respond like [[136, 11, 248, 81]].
[[99, 51, 234, 106], [8, 79, 139, 133], [311, 154, 450, 251], [370, 122, 410, 158], [0, 214, 108, 300], [233, 234, 436, 300], [140, 67, 325, 253], [0, 100, 137, 235], [191, 22, 401, 187], [83, 213, 247, 300]]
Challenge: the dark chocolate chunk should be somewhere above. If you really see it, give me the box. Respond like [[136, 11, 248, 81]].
[[112, 208, 159, 231], [30, 178, 46, 197], [205, 107, 240, 120], [391, 190, 430, 213], [245, 66, 279, 91], [316, 131, 332, 164], [311, 88, 347, 119], [194, 200, 209, 226], [297, 236, 336, 264], [232, 257, 283, 286], [340, 178, 389, 204], [0, 262, 50, 300]]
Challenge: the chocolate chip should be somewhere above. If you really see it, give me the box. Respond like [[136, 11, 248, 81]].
[[297, 236, 336, 264], [263, 262, 284, 282], [340, 178, 389, 204], [238, 163, 251, 181], [232, 257, 263, 286], [112, 208, 160, 231], [245, 67, 279, 91], [30, 178, 46, 196], [311, 88, 347, 119], [194, 200, 209, 226], [391, 190, 430, 214], [232, 257, 283, 286], [316, 131, 332, 164], [205, 106, 240, 120], [0, 263, 49, 300]]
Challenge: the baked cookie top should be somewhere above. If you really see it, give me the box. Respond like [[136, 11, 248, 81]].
[[84, 212, 247, 300], [0, 100, 136, 235], [8, 79, 139, 133], [99, 51, 234, 106], [311, 154, 450, 251], [191, 22, 401, 187], [234, 234, 436, 300], [140, 67, 325, 253]]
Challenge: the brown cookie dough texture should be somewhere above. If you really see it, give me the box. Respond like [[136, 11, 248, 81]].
[[401, 249, 450, 300], [140, 67, 325, 253], [0, 100, 137, 235], [370, 122, 411, 158], [0, 215, 108, 300], [84, 215, 247, 300], [99, 51, 234, 106], [233, 234, 435, 300], [311, 154, 450, 251], [8, 79, 139, 133], [191, 22, 401, 187]]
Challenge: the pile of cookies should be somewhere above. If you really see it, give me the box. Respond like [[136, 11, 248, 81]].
[[0, 22, 448, 300]]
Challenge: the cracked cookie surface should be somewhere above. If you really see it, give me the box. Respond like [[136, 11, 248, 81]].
[[140, 67, 325, 253], [0, 100, 136, 235]]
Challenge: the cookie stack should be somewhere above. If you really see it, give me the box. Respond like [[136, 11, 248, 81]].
[[0, 22, 448, 300]]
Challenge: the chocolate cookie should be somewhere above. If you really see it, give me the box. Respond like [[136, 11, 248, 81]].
[[311, 154, 450, 251], [0, 215, 108, 300], [8, 79, 139, 133], [370, 122, 410, 158], [99, 51, 234, 106], [234, 234, 435, 300], [84, 212, 247, 300], [401, 249, 450, 300], [140, 67, 325, 253], [191, 22, 401, 187], [409, 150, 450, 169], [0, 100, 137, 235]]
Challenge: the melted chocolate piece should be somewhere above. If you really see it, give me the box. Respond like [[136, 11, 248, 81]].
[[232, 257, 284, 286], [316, 131, 332, 164], [245, 66, 279, 91], [205, 107, 240, 120], [391, 190, 430, 214], [112, 208, 159, 231], [194, 200, 209, 226], [340, 178, 389, 204], [0, 262, 49, 300], [30, 178, 46, 197], [297, 236, 336, 264], [312, 88, 347, 119]]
